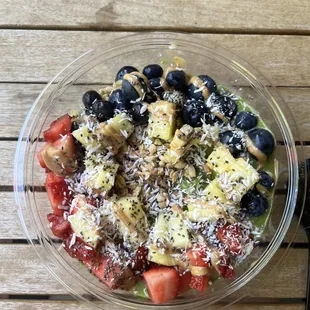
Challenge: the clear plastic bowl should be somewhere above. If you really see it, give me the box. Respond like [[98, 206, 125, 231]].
[[14, 32, 307, 309]]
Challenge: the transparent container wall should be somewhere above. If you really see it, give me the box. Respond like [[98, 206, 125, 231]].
[[16, 33, 304, 309]]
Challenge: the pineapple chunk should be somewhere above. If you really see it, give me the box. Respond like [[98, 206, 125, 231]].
[[68, 195, 101, 248], [203, 179, 227, 203], [113, 196, 148, 244], [206, 145, 236, 173], [72, 125, 99, 149], [162, 124, 194, 164], [148, 100, 176, 141], [206, 145, 260, 202], [170, 210, 191, 248], [86, 162, 119, 192], [186, 200, 227, 222], [151, 213, 169, 244], [96, 113, 134, 154], [150, 210, 191, 249], [148, 245, 177, 266]]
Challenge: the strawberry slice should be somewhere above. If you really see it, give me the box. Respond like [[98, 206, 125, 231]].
[[45, 172, 72, 215], [83, 255, 135, 290], [63, 235, 97, 261], [218, 224, 243, 256], [143, 267, 179, 304], [211, 250, 236, 279], [43, 114, 72, 142], [187, 245, 211, 267], [178, 271, 191, 294], [217, 254, 236, 279], [131, 246, 149, 276], [47, 213, 71, 238], [189, 275, 208, 292]]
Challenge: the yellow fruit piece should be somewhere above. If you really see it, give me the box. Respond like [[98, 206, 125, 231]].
[[113, 196, 148, 244], [203, 179, 227, 203], [206, 145, 260, 202], [86, 162, 119, 192], [148, 245, 177, 266], [148, 100, 176, 141], [150, 210, 191, 249], [162, 124, 194, 164], [72, 125, 99, 149], [186, 200, 227, 222], [68, 195, 101, 248], [96, 113, 134, 154]]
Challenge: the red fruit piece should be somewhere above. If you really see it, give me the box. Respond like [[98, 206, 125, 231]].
[[189, 275, 208, 292], [131, 246, 149, 275], [43, 114, 72, 142], [187, 245, 211, 267], [143, 267, 179, 304], [217, 254, 236, 279], [83, 255, 135, 290], [63, 235, 97, 261], [211, 250, 236, 279], [47, 213, 71, 238], [218, 224, 242, 256], [45, 172, 72, 216], [178, 271, 191, 294]]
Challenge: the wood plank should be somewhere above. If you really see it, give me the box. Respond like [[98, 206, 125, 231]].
[[0, 300, 305, 310], [0, 244, 307, 297], [1, 0, 310, 34], [1, 31, 310, 86], [1, 84, 310, 140]]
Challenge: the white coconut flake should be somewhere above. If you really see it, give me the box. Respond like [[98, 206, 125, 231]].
[[69, 233, 76, 249]]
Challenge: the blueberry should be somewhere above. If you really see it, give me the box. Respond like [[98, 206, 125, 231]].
[[130, 103, 149, 125], [241, 188, 269, 217], [143, 64, 163, 80], [109, 89, 132, 111], [70, 121, 79, 132], [188, 75, 216, 102], [247, 128, 275, 158], [235, 111, 258, 131], [115, 66, 138, 81], [182, 99, 209, 127], [122, 72, 148, 102], [92, 100, 114, 122], [82, 90, 102, 111], [212, 95, 237, 120], [219, 130, 245, 156], [166, 70, 187, 91], [199, 75, 216, 94], [258, 171, 275, 189], [149, 77, 168, 97]]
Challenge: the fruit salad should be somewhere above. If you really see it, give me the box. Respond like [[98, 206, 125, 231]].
[[38, 58, 276, 304]]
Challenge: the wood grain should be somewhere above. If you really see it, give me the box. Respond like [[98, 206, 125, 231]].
[[0, 244, 307, 297], [1, 0, 310, 34], [1, 31, 310, 86], [0, 300, 305, 310]]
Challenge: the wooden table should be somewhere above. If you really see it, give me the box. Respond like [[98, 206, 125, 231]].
[[1, 1, 310, 309]]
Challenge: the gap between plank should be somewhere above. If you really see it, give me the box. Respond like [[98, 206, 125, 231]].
[[1, 25, 310, 36]]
